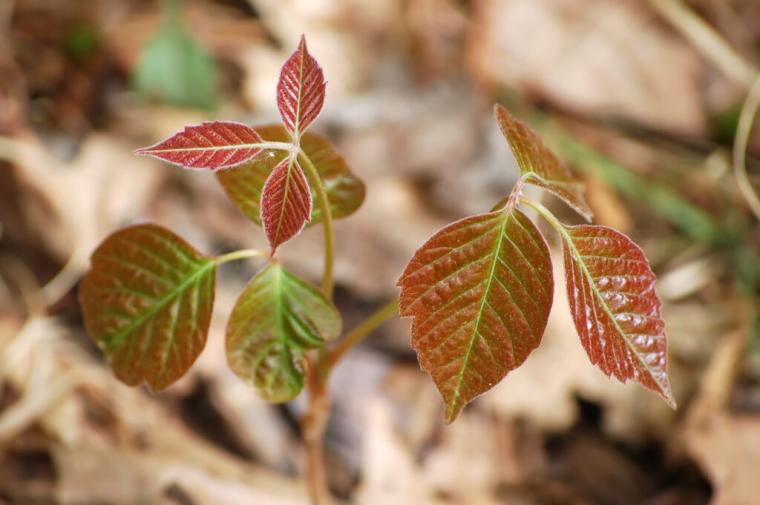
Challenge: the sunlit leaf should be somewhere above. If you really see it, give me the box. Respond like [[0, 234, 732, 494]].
[[398, 208, 554, 422], [277, 35, 326, 139], [79, 224, 216, 390], [216, 124, 365, 226], [136, 121, 266, 170], [226, 263, 341, 402], [260, 156, 312, 253], [561, 224, 676, 408], [494, 104, 593, 221]]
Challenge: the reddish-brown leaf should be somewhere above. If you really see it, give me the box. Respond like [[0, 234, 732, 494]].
[[561, 224, 675, 407], [494, 105, 593, 221], [135, 121, 266, 170], [277, 35, 326, 139], [216, 125, 365, 226], [79, 224, 216, 390], [260, 156, 312, 252], [398, 208, 554, 422]]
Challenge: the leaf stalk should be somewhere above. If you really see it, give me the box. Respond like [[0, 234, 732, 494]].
[[298, 149, 335, 300]]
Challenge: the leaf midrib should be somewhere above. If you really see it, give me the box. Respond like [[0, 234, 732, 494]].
[[448, 211, 509, 420], [104, 259, 215, 352]]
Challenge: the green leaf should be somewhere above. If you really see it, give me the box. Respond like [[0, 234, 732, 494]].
[[132, 0, 217, 110], [397, 208, 554, 422], [79, 224, 216, 390], [216, 124, 365, 226], [494, 104, 593, 221], [226, 263, 341, 402]]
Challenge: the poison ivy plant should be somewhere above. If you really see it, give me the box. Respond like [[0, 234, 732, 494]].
[[79, 32, 675, 505], [398, 105, 675, 421]]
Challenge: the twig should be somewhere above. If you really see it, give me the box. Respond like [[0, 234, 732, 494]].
[[733, 73, 760, 222], [646, 0, 756, 87]]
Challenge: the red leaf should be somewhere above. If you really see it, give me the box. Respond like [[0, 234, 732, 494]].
[[398, 209, 554, 422], [494, 105, 593, 221], [260, 156, 312, 252], [135, 121, 266, 170], [561, 224, 676, 408], [79, 224, 216, 391], [277, 35, 326, 139]]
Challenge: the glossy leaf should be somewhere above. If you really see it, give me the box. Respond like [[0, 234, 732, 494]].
[[136, 121, 266, 170], [79, 224, 216, 390], [216, 124, 365, 226], [495, 104, 593, 221], [398, 208, 554, 422], [226, 263, 341, 402], [277, 35, 326, 139], [260, 156, 312, 252], [561, 224, 676, 407]]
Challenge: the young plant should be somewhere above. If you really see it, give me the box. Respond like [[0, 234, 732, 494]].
[[79, 35, 675, 504]]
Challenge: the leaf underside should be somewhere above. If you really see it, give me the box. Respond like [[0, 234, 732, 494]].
[[494, 105, 593, 221], [398, 208, 554, 422], [561, 224, 675, 408], [135, 121, 265, 170], [215, 124, 365, 226], [260, 156, 312, 252], [79, 224, 216, 390], [226, 264, 341, 402], [277, 35, 325, 139]]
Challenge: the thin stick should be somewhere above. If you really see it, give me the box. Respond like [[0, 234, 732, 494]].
[[733, 73, 760, 222], [326, 299, 399, 370], [298, 150, 335, 300], [646, 0, 756, 87]]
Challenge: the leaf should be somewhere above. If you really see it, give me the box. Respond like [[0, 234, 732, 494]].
[[560, 224, 675, 408], [132, 0, 217, 110], [494, 104, 593, 221], [397, 208, 554, 422], [277, 35, 326, 139], [135, 121, 266, 170], [260, 156, 312, 252], [79, 224, 216, 390], [226, 263, 341, 402], [216, 124, 365, 226]]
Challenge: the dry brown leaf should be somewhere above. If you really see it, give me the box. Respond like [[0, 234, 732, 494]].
[[469, 0, 706, 136]]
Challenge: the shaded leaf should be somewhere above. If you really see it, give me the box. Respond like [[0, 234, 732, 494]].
[[561, 224, 675, 407], [260, 156, 312, 252], [136, 121, 266, 170], [398, 208, 554, 422], [226, 263, 341, 402], [79, 224, 216, 390], [216, 124, 365, 226], [277, 35, 326, 139], [494, 104, 593, 221]]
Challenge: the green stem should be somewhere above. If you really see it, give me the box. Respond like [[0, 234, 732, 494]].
[[520, 197, 568, 239], [298, 149, 335, 300], [213, 249, 267, 265], [326, 298, 399, 371], [734, 73, 760, 222]]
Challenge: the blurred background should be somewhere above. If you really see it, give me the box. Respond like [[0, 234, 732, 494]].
[[1, 0, 760, 503]]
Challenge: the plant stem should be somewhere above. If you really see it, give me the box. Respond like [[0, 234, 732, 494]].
[[646, 0, 756, 87], [298, 149, 335, 299], [520, 197, 569, 240], [302, 358, 332, 505], [213, 249, 267, 265], [326, 298, 399, 370], [734, 73, 760, 222]]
